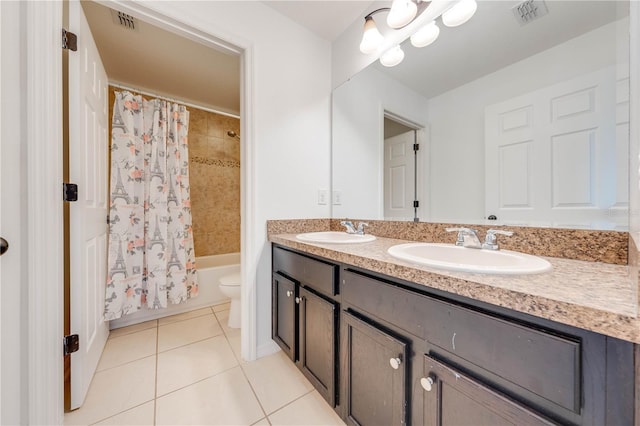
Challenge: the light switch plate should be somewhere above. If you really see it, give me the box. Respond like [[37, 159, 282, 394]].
[[332, 190, 342, 205], [318, 189, 328, 205]]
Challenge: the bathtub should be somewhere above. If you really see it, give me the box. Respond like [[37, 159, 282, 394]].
[[109, 252, 239, 329]]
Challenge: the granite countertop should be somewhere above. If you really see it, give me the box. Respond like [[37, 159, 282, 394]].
[[270, 233, 640, 344]]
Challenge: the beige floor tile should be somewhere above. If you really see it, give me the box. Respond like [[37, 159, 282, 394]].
[[158, 314, 223, 352], [215, 309, 240, 337], [242, 351, 313, 414], [155, 367, 264, 425], [109, 320, 157, 339], [227, 334, 243, 362], [97, 328, 157, 371], [93, 401, 155, 425], [157, 307, 215, 326], [251, 418, 271, 426], [156, 335, 238, 396], [268, 391, 345, 426], [64, 356, 156, 426], [212, 301, 231, 313]]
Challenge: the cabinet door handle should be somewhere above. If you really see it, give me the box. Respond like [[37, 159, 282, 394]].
[[286, 290, 293, 298], [295, 296, 304, 304], [420, 376, 435, 392], [389, 357, 402, 370]]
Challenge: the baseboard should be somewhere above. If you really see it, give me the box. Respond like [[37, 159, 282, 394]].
[[257, 340, 281, 359]]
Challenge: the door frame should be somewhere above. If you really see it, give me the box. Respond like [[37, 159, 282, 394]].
[[381, 110, 428, 222], [12, 1, 256, 423], [104, 0, 257, 362]]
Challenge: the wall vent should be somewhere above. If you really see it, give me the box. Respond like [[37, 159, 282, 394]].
[[512, 0, 549, 25], [110, 9, 138, 31]]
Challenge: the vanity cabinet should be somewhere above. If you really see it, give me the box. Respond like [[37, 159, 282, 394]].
[[271, 246, 339, 406], [271, 244, 635, 426]]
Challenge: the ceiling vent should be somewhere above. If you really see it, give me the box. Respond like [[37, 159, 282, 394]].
[[512, 0, 548, 25], [110, 9, 138, 31]]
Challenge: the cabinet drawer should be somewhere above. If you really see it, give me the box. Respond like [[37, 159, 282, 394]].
[[428, 303, 581, 415], [343, 269, 581, 415], [342, 268, 430, 339], [422, 354, 557, 426], [273, 246, 338, 297]]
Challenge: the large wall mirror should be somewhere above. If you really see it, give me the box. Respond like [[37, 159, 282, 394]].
[[332, 0, 630, 230]]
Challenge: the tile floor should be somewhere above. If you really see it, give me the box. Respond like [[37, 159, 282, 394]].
[[64, 303, 346, 426]]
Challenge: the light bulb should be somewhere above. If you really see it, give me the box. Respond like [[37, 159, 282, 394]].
[[410, 21, 440, 48], [359, 17, 385, 54], [387, 0, 418, 29], [380, 45, 405, 67], [442, 0, 477, 27]]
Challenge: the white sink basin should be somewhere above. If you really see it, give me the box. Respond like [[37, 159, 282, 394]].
[[296, 231, 376, 244], [387, 243, 552, 275]]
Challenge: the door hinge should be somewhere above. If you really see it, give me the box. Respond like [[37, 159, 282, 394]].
[[63, 183, 78, 202], [63, 334, 79, 356], [413, 143, 420, 151], [62, 29, 77, 51], [413, 200, 420, 208]]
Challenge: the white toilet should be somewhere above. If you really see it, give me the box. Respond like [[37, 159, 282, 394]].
[[219, 272, 241, 328]]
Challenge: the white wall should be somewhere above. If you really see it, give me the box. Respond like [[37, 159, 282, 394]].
[[332, 66, 429, 219], [137, 1, 333, 356], [427, 20, 626, 223]]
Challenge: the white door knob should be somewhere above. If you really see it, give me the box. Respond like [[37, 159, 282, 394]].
[[389, 357, 402, 369], [421, 376, 434, 392], [286, 290, 293, 297]]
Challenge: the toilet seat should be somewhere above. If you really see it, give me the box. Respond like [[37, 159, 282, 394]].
[[219, 272, 241, 287]]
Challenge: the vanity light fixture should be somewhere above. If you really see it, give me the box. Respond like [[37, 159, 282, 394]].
[[387, 0, 418, 28], [380, 45, 405, 67], [360, 0, 478, 67], [441, 0, 478, 27]]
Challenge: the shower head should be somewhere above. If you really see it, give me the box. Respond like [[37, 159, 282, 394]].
[[227, 130, 240, 140]]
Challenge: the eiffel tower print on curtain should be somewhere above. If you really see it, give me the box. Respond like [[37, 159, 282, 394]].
[[149, 146, 165, 184], [111, 166, 131, 204], [167, 175, 178, 206], [148, 215, 165, 251], [110, 239, 128, 280], [167, 236, 183, 272]]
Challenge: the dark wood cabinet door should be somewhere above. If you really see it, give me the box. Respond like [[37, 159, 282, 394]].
[[342, 311, 409, 426], [272, 272, 296, 360], [421, 354, 557, 426], [298, 287, 338, 406]]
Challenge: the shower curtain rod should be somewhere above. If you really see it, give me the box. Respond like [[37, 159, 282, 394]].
[[109, 81, 240, 119]]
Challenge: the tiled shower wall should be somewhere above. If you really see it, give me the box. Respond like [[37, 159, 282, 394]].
[[188, 107, 240, 256], [108, 86, 241, 257]]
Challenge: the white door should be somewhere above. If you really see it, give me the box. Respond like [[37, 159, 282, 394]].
[[69, 0, 110, 409], [485, 67, 620, 228], [384, 130, 416, 220], [0, 1, 24, 422]]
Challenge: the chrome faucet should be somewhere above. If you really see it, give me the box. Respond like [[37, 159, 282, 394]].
[[482, 229, 513, 250], [356, 222, 369, 235], [340, 221, 358, 234], [341, 220, 369, 235], [445, 227, 482, 249]]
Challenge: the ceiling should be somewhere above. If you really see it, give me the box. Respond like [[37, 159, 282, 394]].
[[82, 1, 241, 116], [373, 1, 626, 99], [82, 1, 625, 117], [263, 1, 374, 41], [82, 1, 373, 115]]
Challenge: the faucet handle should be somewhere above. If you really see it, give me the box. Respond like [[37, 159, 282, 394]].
[[340, 220, 357, 234], [356, 222, 369, 234], [445, 227, 477, 246], [482, 229, 513, 250]]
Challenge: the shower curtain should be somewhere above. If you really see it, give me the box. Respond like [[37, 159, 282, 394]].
[[104, 91, 198, 320]]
